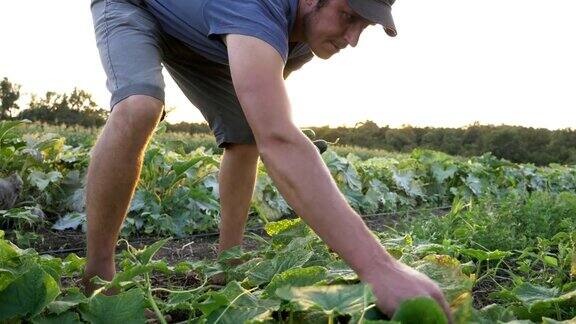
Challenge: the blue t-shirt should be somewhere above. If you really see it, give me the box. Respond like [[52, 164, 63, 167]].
[[145, 0, 312, 66]]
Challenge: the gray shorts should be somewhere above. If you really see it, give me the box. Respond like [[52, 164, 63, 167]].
[[90, 0, 255, 148]]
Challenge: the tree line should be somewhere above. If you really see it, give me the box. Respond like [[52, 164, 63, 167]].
[[1, 77, 574, 166], [309, 121, 576, 166], [1, 77, 108, 127]]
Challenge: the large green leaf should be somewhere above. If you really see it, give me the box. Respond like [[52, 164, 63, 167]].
[[264, 219, 302, 237], [31, 311, 81, 324], [392, 169, 424, 197], [0, 238, 19, 264], [464, 174, 482, 196], [473, 304, 516, 323], [247, 250, 313, 286], [542, 317, 576, 323], [431, 163, 458, 184], [206, 306, 272, 324], [413, 255, 474, 302], [0, 265, 60, 320], [513, 283, 560, 307], [46, 288, 87, 315], [61, 253, 86, 276], [52, 212, 85, 231], [172, 155, 218, 178], [220, 281, 279, 309], [503, 284, 576, 321], [197, 281, 278, 317], [79, 289, 145, 324], [28, 170, 62, 191], [264, 266, 328, 297], [276, 284, 375, 316]]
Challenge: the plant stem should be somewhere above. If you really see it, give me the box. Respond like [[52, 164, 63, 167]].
[[145, 273, 167, 324]]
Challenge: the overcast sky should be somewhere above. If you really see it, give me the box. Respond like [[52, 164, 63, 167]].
[[1, 0, 575, 129]]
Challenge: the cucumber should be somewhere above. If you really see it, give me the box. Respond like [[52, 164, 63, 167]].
[[391, 297, 448, 324]]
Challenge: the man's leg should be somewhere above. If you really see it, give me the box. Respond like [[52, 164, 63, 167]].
[[83, 95, 164, 294], [217, 143, 260, 253]]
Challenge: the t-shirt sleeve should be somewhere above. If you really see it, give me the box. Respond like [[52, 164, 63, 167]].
[[204, 0, 291, 63]]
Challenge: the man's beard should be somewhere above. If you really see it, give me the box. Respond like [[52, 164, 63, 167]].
[[301, 9, 316, 44], [301, 5, 331, 58]]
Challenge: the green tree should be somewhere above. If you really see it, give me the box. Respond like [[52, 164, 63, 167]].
[[18, 88, 108, 127], [0, 77, 21, 119]]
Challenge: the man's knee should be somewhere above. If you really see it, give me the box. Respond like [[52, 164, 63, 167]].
[[224, 143, 259, 157], [110, 95, 164, 130]]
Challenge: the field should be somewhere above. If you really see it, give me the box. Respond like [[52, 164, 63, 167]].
[[1, 120, 575, 323]]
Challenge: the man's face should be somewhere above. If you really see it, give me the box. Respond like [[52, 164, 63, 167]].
[[302, 0, 374, 59]]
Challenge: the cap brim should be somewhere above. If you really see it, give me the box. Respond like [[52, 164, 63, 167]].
[[347, 0, 397, 37]]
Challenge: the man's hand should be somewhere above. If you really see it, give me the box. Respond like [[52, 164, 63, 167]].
[[362, 259, 453, 322]]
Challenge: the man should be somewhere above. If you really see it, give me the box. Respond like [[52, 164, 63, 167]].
[[86, 0, 452, 319]]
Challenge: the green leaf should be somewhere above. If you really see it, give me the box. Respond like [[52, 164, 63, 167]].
[[206, 307, 272, 324], [474, 304, 516, 323], [52, 212, 85, 231], [197, 281, 278, 317], [135, 237, 171, 265], [431, 163, 458, 183], [172, 156, 216, 177], [264, 266, 328, 298], [219, 281, 262, 308], [0, 270, 16, 292], [166, 291, 195, 307], [0, 238, 19, 263], [62, 253, 86, 276], [46, 288, 87, 315], [391, 297, 448, 324], [28, 171, 62, 191], [326, 261, 357, 283], [31, 311, 81, 324], [464, 174, 482, 196], [513, 283, 559, 307], [79, 289, 145, 324], [196, 291, 229, 316], [542, 317, 576, 323], [460, 248, 512, 261], [414, 255, 474, 302], [276, 284, 375, 316], [0, 265, 60, 320], [217, 246, 245, 264], [264, 219, 302, 237], [392, 169, 424, 197], [247, 250, 313, 286], [543, 255, 558, 267]]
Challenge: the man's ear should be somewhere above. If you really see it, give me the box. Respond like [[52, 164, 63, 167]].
[[304, 0, 317, 8]]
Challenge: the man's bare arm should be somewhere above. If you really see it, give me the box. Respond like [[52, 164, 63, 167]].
[[225, 34, 452, 320], [225, 34, 389, 276]]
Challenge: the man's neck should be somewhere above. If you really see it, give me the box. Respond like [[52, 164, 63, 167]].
[[289, 0, 306, 42]]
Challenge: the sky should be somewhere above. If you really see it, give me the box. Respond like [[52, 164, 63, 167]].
[[1, 0, 575, 130]]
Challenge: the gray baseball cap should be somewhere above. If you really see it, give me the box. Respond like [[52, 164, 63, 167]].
[[347, 0, 397, 37]]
